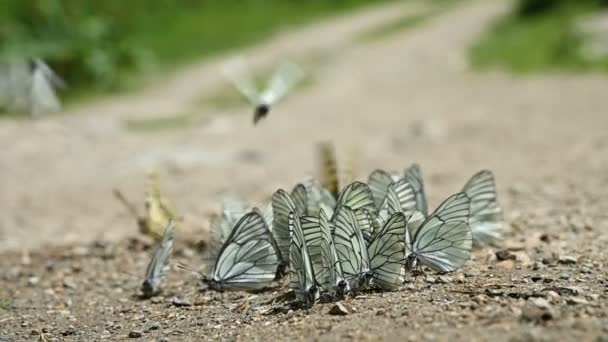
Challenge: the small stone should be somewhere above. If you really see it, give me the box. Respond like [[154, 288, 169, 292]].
[[496, 250, 516, 261], [170, 297, 192, 307], [567, 297, 589, 305], [560, 273, 572, 280], [521, 298, 554, 322], [425, 276, 436, 284], [27, 277, 39, 286], [437, 276, 451, 284], [328, 303, 350, 316], [531, 275, 543, 282], [558, 256, 578, 265], [546, 291, 560, 301], [463, 269, 480, 277], [588, 294, 600, 301], [145, 322, 160, 332], [128, 330, 143, 338], [61, 326, 77, 336], [376, 309, 386, 316], [63, 277, 77, 289], [150, 297, 162, 304]]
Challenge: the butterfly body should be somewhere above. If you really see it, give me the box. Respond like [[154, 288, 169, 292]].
[[253, 103, 270, 124]]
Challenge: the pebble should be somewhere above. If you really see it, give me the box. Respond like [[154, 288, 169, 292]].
[[521, 298, 555, 322], [567, 297, 589, 305], [146, 322, 161, 332], [27, 277, 39, 286], [171, 297, 192, 307], [376, 310, 386, 316], [128, 330, 143, 338], [437, 276, 451, 284], [560, 273, 572, 280], [496, 250, 515, 261], [425, 276, 436, 284], [63, 277, 77, 289], [463, 269, 480, 277], [328, 303, 350, 316], [558, 256, 578, 265], [546, 291, 561, 301]]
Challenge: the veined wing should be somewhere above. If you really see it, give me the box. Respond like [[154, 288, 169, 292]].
[[332, 205, 370, 290], [368, 212, 406, 290], [368, 169, 395, 211], [336, 181, 376, 240], [403, 164, 428, 216], [221, 56, 260, 105], [271, 189, 298, 267], [142, 221, 175, 297], [302, 177, 336, 217], [260, 60, 305, 105], [291, 183, 308, 216], [462, 170, 503, 247], [208, 209, 281, 291], [407, 192, 472, 273], [289, 211, 319, 308]]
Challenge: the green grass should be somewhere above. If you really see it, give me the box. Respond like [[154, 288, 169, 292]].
[[471, 3, 608, 73]]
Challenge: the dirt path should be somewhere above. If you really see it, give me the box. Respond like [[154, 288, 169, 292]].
[[1, 0, 608, 340]]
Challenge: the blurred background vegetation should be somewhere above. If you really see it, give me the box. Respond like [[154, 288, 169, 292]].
[[472, 0, 608, 73], [0, 0, 392, 98]]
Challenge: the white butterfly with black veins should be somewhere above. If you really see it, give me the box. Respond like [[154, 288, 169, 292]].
[[271, 189, 300, 267], [335, 181, 376, 242], [462, 170, 503, 246], [289, 211, 320, 308], [204, 209, 284, 291], [222, 56, 305, 124], [331, 205, 371, 290], [301, 209, 349, 298], [29, 58, 65, 117], [405, 192, 472, 273], [142, 221, 175, 298], [367, 211, 407, 290]]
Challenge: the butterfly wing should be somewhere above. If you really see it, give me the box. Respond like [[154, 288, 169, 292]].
[[368, 212, 407, 290], [221, 56, 260, 105], [408, 192, 472, 273], [271, 189, 298, 267], [462, 170, 503, 247], [260, 60, 305, 105], [289, 211, 319, 307], [336, 181, 376, 241], [403, 164, 428, 216], [290, 183, 308, 216], [368, 169, 395, 211], [142, 221, 175, 297], [29, 60, 61, 116], [209, 209, 281, 290], [332, 205, 370, 290], [144, 171, 175, 239]]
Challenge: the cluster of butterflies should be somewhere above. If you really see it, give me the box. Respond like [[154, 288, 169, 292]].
[[138, 144, 503, 308], [0, 58, 64, 116]]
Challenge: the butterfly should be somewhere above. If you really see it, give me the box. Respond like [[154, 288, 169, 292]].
[[222, 57, 305, 124], [271, 189, 300, 269], [367, 211, 407, 290], [331, 205, 371, 290], [316, 141, 359, 199], [289, 211, 320, 308], [405, 192, 472, 273], [141, 221, 175, 298], [301, 209, 349, 298], [334, 181, 377, 242], [290, 179, 336, 218], [113, 170, 177, 240], [28, 58, 65, 117], [204, 209, 284, 291], [462, 170, 503, 247]]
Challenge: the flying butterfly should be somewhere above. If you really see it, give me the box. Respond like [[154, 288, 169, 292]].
[[405, 192, 472, 273], [289, 211, 320, 308], [222, 56, 305, 124], [462, 170, 503, 247], [301, 209, 349, 298], [141, 221, 175, 298], [29, 58, 65, 117], [331, 205, 371, 290], [113, 170, 177, 240], [203, 209, 284, 291]]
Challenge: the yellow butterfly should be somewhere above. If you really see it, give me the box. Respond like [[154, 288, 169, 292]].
[[114, 170, 177, 240], [315, 141, 359, 198]]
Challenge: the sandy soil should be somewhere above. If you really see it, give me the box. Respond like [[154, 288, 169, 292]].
[[1, 0, 608, 340]]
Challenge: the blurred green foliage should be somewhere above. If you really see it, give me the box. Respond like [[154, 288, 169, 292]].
[[471, 0, 608, 73], [0, 0, 393, 95]]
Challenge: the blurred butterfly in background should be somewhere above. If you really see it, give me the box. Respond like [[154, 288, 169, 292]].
[[203, 209, 284, 292], [222, 56, 305, 124], [0, 58, 65, 116], [113, 170, 178, 240], [289, 211, 320, 308], [316, 141, 359, 200], [141, 221, 175, 298]]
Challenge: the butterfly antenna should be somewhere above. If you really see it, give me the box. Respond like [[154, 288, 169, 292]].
[[113, 188, 141, 220]]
